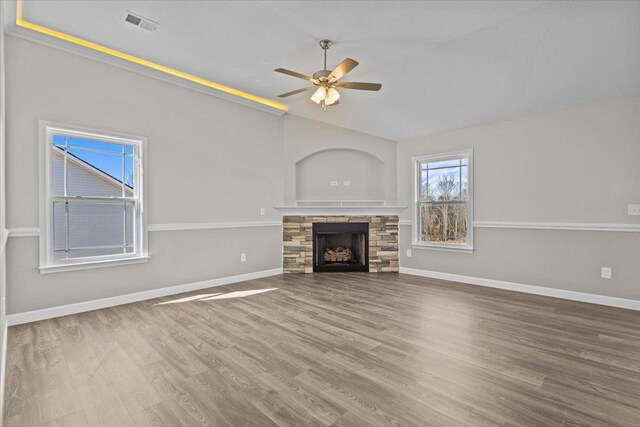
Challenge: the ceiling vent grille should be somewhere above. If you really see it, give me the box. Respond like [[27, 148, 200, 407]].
[[125, 11, 158, 31]]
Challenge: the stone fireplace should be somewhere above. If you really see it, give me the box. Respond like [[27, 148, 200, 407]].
[[282, 216, 399, 273]]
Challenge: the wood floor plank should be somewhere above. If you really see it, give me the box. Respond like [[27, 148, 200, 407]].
[[72, 365, 135, 427], [4, 273, 640, 426], [193, 369, 281, 427], [92, 341, 162, 416], [3, 343, 38, 421], [40, 411, 89, 427], [128, 401, 183, 427], [328, 411, 376, 427], [140, 360, 233, 426], [252, 369, 347, 426], [33, 362, 82, 423], [4, 395, 40, 427]]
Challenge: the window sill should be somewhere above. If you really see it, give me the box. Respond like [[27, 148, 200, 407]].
[[411, 244, 474, 253], [39, 255, 149, 274]]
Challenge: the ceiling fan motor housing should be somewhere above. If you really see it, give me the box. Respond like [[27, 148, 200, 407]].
[[312, 70, 331, 82]]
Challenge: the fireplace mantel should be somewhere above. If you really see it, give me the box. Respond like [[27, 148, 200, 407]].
[[275, 201, 407, 216]]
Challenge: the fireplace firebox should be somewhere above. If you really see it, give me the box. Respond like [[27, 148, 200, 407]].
[[313, 223, 369, 272]]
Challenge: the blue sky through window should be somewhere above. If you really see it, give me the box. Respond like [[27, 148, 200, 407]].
[[53, 135, 134, 187], [420, 158, 468, 201]]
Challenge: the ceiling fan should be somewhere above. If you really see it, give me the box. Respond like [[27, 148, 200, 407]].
[[275, 40, 382, 111]]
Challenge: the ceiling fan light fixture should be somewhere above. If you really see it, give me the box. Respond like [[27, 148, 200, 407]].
[[310, 87, 326, 104], [326, 87, 340, 104], [275, 39, 381, 109]]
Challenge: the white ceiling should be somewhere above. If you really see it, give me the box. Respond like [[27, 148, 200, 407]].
[[19, 1, 640, 140]]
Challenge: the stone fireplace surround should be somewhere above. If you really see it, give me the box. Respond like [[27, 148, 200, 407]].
[[283, 215, 399, 273]]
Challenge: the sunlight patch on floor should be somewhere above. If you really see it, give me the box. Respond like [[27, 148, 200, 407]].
[[156, 293, 223, 305], [155, 288, 277, 305], [200, 288, 278, 300]]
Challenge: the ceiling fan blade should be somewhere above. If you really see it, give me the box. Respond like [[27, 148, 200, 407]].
[[329, 58, 359, 81], [277, 87, 313, 98], [335, 82, 382, 91], [274, 68, 314, 81]]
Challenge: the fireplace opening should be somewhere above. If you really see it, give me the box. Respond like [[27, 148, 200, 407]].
[[313, 223, 369, 272]]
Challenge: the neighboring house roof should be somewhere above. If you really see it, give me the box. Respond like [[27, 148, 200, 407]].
[[52, 145, 134, 196]]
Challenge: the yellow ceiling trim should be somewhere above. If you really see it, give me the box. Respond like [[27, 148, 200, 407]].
[[15, 0, 288, 113]]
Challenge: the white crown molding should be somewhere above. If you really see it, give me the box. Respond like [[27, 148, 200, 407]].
[[8, 221, 282, 237], [148, 221, 282, 232], [400, 267, 640, 311], [398, 220, 640, 233], [7, 268, 283, 325]]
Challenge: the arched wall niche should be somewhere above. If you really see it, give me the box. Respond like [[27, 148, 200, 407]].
[[295, 148, 386, 201]]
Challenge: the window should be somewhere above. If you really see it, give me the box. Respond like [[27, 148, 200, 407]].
[[412, 150, 473, 252], [39, 122, 147, 273]]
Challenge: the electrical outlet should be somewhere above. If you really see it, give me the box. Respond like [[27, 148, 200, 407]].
[[240, 253, 247, 262], [601, 267, 612, 279], [330, 181, 338, 187], [628, 204, 640, 216], [406, 249, 412, 257], [343, 180, 351, 186], [260, 207, 266, 216]]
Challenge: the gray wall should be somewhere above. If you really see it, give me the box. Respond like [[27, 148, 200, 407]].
[[7, 36, 285, 228], [7, 227, 281, 314], [5, 36, 285, 314], [295, 149, 385, 201], [283, 115, 397, 204], [398, 97, 640, 300]]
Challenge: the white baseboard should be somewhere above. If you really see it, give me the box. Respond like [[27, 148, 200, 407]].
[[399, 267, 640, 311], [6, 268, 283, 326]]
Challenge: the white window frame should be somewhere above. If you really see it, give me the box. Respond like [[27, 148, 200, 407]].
[[411, 149, 474, 253], [38, 121, 148, 273]]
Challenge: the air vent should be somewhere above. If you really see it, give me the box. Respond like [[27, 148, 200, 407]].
[[125, 11, 158, 31]]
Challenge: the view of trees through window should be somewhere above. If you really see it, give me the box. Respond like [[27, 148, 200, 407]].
[[419, 157, 469, 245]]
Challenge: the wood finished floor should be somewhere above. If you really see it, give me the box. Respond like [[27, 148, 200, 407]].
[[3, 273, 640, 427]]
